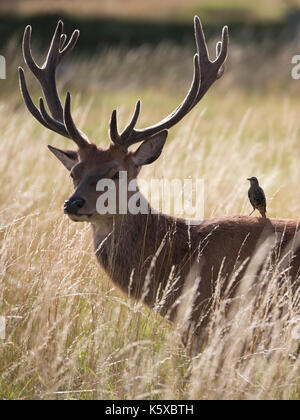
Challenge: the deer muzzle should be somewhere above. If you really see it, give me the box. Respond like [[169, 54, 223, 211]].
[[64, 198, 86, 215]]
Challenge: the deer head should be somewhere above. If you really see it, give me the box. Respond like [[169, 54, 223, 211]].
[[19, 18, 228, 223]]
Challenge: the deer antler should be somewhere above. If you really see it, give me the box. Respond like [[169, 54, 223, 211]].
[[110, 16, 229, 151], [19, 20, 89, 150], [19, 17, 228, 154]]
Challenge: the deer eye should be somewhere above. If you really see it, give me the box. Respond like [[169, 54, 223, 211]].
[[70, 172, 79, 185]]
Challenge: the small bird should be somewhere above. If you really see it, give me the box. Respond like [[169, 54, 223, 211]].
[[247, 177, 267, 218]]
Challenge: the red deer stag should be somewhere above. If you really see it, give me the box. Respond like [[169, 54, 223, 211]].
[[19, 18, 300, 349]]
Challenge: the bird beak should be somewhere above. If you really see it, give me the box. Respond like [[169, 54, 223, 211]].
[[247, 178, 251, 181]]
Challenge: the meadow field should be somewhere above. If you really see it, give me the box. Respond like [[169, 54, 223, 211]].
[[1, 5, 300, 400]]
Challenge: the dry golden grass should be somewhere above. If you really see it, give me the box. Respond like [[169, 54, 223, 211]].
[[0, 38, 300, 399]]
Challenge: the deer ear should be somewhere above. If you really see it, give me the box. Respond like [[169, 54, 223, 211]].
[[131, 130, 168, 166], [48, 145, 78, 171]]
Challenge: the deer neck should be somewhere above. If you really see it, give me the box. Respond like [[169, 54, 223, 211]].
[[91, 194, 196, 316]]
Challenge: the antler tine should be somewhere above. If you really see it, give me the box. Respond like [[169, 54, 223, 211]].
[[19, 67, 52, 130], [59, 29, 80, 61], [19, 66, 74, 140], [22, 21, 64, 120], [46, 20, 63, 70], [64, 93, 90, 149], [190, 17, 228, 104], [109, 16, 229, 149], [216, 41, 225, 79], [110, 100, 141, 150], [60, 33, 67, 50], [20, 20, 90, 149], [122, 100, 141, 139], [194, 16, 210, 67], [22, 25, 42, 79], [39, 97, 70, 138], [109, 110, 120, 142], [217, 25, 229, 67], [217, 26, 229, 79]]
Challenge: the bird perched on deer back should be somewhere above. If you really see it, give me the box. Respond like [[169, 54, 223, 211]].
[[247, 176, 267, 218]]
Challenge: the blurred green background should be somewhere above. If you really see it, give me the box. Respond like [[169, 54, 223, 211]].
[[1, 0, 300, 51]]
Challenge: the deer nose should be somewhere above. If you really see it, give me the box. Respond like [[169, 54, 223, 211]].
[[64, 198, 85, 214]]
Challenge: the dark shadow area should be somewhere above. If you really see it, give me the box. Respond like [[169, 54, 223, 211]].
[[0, 12, 299, 54], [195, 6, 255, 24]]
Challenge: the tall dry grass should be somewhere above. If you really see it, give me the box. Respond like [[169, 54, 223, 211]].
[[0, 38, 300, 399]]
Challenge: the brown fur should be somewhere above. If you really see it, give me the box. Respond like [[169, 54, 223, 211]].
[[43, 140, 300, 348], [92, 206, 300, 342], [37, 138, 300, 349]]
